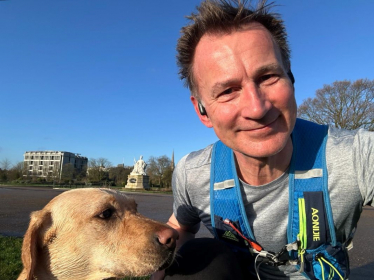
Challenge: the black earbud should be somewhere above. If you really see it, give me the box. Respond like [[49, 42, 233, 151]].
[[287, 71, 295, 85], [198, 101, 207, 116]]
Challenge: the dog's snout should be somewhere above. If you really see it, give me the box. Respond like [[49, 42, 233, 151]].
[[155, 227, 178, 249]]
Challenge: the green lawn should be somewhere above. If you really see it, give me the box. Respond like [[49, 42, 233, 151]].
[[0, 235, 149, 280], [0, 236, 23, 280]]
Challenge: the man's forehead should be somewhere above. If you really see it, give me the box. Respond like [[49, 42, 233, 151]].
[[196, 24, 280, 65], [202, 21, 271, 41], [195, 22, 278, 66]]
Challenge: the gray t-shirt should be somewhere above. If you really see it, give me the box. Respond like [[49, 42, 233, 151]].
[[172, 126, 374, 279]]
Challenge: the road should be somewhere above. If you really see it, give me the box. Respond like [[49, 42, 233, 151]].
[[0, 186, 373, 279]]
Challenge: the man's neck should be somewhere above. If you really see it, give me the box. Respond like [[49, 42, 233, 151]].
[[234, 138, 293, 186]]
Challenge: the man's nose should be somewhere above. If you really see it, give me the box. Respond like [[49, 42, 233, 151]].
[[239, 84, 271, 119]]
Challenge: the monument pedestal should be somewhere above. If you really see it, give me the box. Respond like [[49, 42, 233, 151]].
[[125, 174, 150, 190]]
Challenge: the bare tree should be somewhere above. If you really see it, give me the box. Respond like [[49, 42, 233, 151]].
[[0, 158, 12, 170], [147, 155, 173, 188], [98, 158, 112, 169], [8, 162, 24, 181], [0, 158, 12, 181], [298, 79, 374, 131], [87, 157, 112, 182]]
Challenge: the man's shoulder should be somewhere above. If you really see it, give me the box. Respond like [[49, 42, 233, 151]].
[[327, 125, 374, 146], [179, 144, 214, 171]]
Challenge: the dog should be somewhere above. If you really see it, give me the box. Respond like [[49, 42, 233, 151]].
[[18, 188, 178, 280]]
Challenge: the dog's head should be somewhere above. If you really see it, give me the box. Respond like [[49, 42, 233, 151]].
[[20, 188, 178, 280]]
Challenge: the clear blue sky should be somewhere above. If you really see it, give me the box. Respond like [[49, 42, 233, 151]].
[[1, 0, 373, 167]]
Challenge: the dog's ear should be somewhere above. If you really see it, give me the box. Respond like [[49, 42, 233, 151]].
[[21, 210, 53, 280]]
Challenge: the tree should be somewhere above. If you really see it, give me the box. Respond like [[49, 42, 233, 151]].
[[0, 168, 6, 182], [0, 159, 24, 182], [75, 164, 88, 181], [147, 155, 173, 188], [109, 165, 132, 186], [162, 166, 173, 189], [298, 79, 374, 131], [87, 158, 112, 182], [0, 158, 12, 171], [0, 158, 12, 181], [8, 162, 24, 181]]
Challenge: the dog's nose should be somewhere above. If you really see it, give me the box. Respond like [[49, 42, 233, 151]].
[[155, 227, 179, 249]]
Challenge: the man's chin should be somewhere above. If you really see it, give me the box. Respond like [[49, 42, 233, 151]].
[[233, 137, 291, 159]]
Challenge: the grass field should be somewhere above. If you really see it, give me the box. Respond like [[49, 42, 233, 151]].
[[0, 235, 149, 280], [0, 236, 23, 280]]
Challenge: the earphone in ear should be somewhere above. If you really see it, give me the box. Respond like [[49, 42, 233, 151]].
[[287, 71, 295, 85], [198, 101, 207, 116]]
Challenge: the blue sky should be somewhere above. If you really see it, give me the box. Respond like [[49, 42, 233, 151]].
[[1, 0, 374, 167]]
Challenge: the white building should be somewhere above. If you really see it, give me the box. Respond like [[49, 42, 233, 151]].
[[23, 151, 88, 179]]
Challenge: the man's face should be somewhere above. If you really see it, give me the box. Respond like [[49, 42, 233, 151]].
[[191, 22, 297, 158]]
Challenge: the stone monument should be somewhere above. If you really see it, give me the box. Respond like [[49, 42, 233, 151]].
[[125, 155, 150, 190]]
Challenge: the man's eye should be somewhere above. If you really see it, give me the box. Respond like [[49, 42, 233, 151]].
[[98, 208, 114, 219], [260, 74, 278, 82], [221, 87, 240, 95], [222, 88, 234, 95]]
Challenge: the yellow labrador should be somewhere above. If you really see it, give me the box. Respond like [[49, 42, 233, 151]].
[[18, 188, 178, 280]]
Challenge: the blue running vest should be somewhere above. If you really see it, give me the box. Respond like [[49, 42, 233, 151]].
[[210, 119, 349, 280]]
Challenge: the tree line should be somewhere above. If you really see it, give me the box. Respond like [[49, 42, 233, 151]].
[[83, 155, 173, 188], [0, 159, 23, 182], [0, 155, 174, 189]]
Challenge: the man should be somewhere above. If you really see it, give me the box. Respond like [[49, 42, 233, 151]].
[[152, 1, 374, 279]]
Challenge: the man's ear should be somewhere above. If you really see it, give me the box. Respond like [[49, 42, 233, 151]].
[[191, 96, 213, 128]]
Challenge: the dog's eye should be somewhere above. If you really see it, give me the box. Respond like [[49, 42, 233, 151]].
[[98, 209, 114, 219]]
